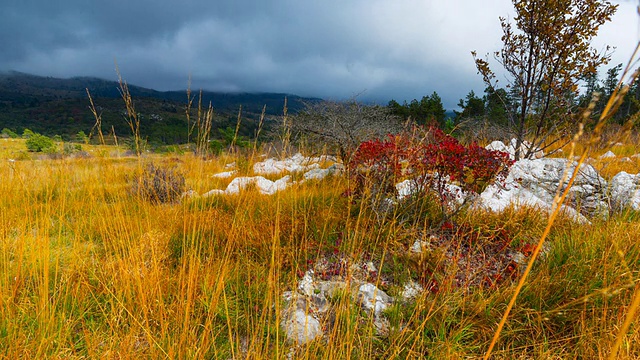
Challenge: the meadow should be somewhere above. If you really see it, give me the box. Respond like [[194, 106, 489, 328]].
[[0, 133, 639, 359]]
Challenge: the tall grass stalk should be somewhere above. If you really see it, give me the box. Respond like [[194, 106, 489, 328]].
[[116, 65, 143, 156], [230, 105, 243, 152], [280, 97, 291, 158], [185, 82, 214, 157], [253, 105, 266, 155], [86, 88, 105, 145]]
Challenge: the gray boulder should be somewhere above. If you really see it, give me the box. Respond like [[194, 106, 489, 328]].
[[281, 308, 323, 344], [610, 171, 640, 211], [477, 158, 609, 222]]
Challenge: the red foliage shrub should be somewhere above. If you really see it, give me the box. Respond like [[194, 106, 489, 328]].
[[349, 126, 514, 216]]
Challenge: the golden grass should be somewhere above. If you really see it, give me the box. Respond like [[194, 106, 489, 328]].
[[0, 136, 639, 358]]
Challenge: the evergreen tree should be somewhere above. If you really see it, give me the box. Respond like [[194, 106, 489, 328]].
[[484, 87, 511, 126], [455, 90, 485, 120], [388, 91, 447, 127]]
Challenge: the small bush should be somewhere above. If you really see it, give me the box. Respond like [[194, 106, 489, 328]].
[[130, 163, 186, 204], [209, 139, 225, 155], [349, 126, 514, 219], [76, 131, 89, 144], [25, 133, 57, 153], [124, 137, 148, 154], [1, 128, 18, 138], [22, 128, 35, 139], [63, 143, 83, 155]]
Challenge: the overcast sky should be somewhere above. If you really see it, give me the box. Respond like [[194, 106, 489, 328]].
[[1, 0, 638, 109]]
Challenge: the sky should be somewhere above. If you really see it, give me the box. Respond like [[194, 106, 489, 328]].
[[1, 0, 638, 110]]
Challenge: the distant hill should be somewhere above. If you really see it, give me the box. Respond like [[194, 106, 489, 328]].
[[0, 71, 321, 144]]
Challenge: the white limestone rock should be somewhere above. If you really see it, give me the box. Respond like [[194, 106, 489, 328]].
[[297, 270, 316, 297], [485, 140, 510, 154], [610, 171, 640, 211], [485, 139, 544, 160], [181, 189, 200, 199], [201, 189, 226, 197], [410, 240, 429, 254], [225, 177, 258, 195], [599, 151, 616, 159], [396, 179, 418, 199], [256, 175, 291, 195], [253, 153, 323, 175], [357, 283, 393, 317], [303, 168, 331, 180], [282, 309, 323, 344], [303, 163, 343, 180], [211, 170, 237, 179], [223, 175, 292, 195], [476, 158, 607, 222], [401, 280, 424, 301]]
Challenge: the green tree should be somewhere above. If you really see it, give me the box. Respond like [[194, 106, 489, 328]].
[[388, 91, 447, 127], [387, 99, 409, 119], [76, 131, 89, 144], [25, 133, 56, 153], [620, 67, 640, 120], [473, 0, 617, 159], [603, 63, 626, 123], [455, 90, 485, 120], [578, 66, 604, 109], [485, 87, 511, 126], [22, 128, 35, 139], [423, 92, 447, 127], [1, 128, 18, 138]]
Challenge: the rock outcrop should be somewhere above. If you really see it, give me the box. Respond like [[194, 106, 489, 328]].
[[610, 171, 640, 211], [476, 157, 609, 223]]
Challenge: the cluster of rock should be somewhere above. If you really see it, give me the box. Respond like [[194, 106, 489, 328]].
[[185, 154, 343, 198], [190, 144, 640, 218], [203, 175, 293, 196], [281, 258, 397, 345], [477, 157, 605, 223], [485, 139, 545, 160], [476, 140, 640, 222], [389, 140, 640, 223], [252, 153, 337, 175]]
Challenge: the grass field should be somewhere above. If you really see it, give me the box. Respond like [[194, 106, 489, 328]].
[[0, 136, 639, 359]]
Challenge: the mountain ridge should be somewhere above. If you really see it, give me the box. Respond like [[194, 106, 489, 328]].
[[0, 71, 321, 143], [0, 71, 321, 114]]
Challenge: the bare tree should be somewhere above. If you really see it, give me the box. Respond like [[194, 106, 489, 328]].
[[290, 99, 405, 161], [473, 0, 617, 159]]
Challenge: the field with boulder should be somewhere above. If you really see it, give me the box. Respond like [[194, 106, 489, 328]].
[[1, 127, 639, 359]]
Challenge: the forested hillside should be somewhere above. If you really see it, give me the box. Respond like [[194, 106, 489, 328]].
[[0, 72, 319, 144]]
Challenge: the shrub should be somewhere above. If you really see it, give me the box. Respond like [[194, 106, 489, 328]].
[[208, 139, 225, 155], [124, 137, 148, 154], [349, 126, 514, 219], [130, 163, 186, 204], [22, 128, 35, 139], [76, 131, 89, 144], [25, 133, 56, 153], [63, 143, 83, 155], [1, 128, 18, 138]]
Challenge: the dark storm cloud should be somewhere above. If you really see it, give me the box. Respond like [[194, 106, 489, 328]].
[[0, 0, 636, 109]]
